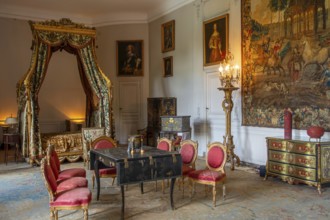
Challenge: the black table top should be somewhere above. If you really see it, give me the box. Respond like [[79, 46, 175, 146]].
[[91, 146, 180, 163]]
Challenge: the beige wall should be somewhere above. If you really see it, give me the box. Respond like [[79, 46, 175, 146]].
[[0, 18, 31, 122], [96, 23, 149, 130]]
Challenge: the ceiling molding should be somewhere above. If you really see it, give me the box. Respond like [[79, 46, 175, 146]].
[[92, 13, 148, 27], [0, 0, 195, 26], [0, 5, 94, 25], [147, 0, 195, 22]]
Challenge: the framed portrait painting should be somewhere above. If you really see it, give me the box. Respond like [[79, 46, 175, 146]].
[[203, 14, 229, 67], [163, 56, 173, 77], [117, 40, 143, 76], [241, 0, 330, 131], [161, 20, 175, 53]]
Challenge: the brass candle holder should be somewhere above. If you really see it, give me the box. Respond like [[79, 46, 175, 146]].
[[218, 51, 241, 170]]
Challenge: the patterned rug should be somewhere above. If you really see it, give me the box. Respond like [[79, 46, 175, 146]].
[[1, 161, 330, 220]]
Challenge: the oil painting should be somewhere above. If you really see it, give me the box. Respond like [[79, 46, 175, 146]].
[[241, 0, 330, 131], [163, 56, 173, 77], [161, 20, 175, 53], [203, 14, 228, 67], [117, 40, 143, 76]]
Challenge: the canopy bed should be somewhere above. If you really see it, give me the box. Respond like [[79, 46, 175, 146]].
[[16, 18, 115, 164]]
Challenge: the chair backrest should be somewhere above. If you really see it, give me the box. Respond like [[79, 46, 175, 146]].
[[157, 137, 172, 151], [180, 140, 198, 168], [46, 144, 60, 179], [40, 158, 56, 202], [92, 136, 117, 149], [206, 142, 227, 172]]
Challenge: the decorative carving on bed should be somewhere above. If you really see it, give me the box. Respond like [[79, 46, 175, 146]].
[[41, 132, 83, 163]]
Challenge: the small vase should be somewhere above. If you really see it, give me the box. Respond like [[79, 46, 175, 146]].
[[284, 108, 292, 139]]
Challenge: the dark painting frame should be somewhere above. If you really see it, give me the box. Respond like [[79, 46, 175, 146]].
[[117, 40, 143, 76], [163, 56, 173, 77], [241, 0, 330, 131], [203, 14, 229, 67], [161, 20, 175, 53]]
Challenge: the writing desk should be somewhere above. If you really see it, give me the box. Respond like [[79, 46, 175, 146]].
[[90, 146, 182, 219]]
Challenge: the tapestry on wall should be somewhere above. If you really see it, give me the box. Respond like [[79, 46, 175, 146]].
[[241, 0, 330, 131]]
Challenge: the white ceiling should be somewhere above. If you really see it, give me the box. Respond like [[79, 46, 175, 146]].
[[0, 0, 194, 26]]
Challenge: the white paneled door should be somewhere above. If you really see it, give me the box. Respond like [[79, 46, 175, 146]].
[[118, 81, 141, 144], [205, 70, 225, 143]]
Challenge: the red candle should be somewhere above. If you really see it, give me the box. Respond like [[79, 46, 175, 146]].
[[284, 108, 292, 139]]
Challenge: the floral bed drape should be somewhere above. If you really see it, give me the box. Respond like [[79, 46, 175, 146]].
[[16, 19, 115, 164]]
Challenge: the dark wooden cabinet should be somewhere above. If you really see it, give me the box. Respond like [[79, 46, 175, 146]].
[[147, 97, 176, 146]]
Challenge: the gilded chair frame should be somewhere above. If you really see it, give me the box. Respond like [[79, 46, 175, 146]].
[[91, 136, 117, 188], [179, 139, 198, 197], [189, 142, 227, 207], [156, 137, 173, 193], [40, 159, 89, 220]]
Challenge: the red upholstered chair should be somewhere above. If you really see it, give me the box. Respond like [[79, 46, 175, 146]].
[[156, 137, 173, 193], [157, 137, 172, 151], [179, 139, 198, 197], [188, 142, 227, 207], [91, 136, 117, 188], [47, 145, 86, 182], [40, 158, 92, 220]]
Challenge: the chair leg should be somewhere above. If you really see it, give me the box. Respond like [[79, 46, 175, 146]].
[[223, 183, 226, 200], [182, 176, 185, 198], [212, 185, 217, 207], [112, 177, 116, 185], [190, 179, 195, 198], [50, 209, 54, 220], [92, 174, 95, 189], [84, 208, 88, 220], [54, 210, 58, 220], [162, 180, 165, 194]]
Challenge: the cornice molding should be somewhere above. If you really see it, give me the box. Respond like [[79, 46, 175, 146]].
[[0, 0, 195, 26]]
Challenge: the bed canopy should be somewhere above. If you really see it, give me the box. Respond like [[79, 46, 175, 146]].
[[17, 18, 115, 164]]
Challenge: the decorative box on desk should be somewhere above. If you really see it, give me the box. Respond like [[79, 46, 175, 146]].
[[161, 116, 191, 132], [265, 136, 330, 194]]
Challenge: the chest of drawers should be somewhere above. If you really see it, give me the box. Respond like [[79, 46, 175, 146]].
[[265, 137, 330, 194]]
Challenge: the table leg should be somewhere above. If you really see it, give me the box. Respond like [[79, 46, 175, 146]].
[[121, 185, 125, 220], [170, 178, 176, 210], [4, 141, 8, 165], [94, 159, 101, 200], [140, 182, 144, 194]]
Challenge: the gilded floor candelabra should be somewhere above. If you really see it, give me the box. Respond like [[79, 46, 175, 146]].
[[218, 52, 241, 170]]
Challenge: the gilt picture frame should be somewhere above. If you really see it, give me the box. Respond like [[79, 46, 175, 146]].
[[241, 0, 330, 131], [163, 56, 173, 77], [203, 14, 229, 67], [117, 40, 143, 76], [161, 20, 175, 53]]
